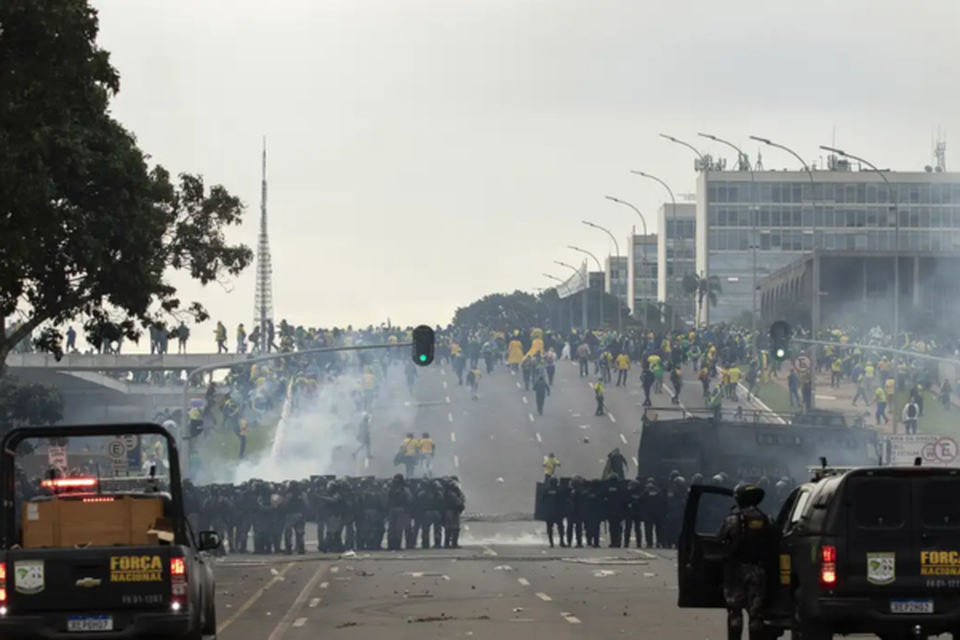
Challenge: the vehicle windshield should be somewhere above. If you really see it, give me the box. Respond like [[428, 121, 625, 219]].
[[14, 432, 173, 500]]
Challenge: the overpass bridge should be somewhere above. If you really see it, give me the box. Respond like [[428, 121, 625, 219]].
[[5, 352, 253, 372]]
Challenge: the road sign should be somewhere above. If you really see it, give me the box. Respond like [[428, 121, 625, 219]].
[[921, 437, 958, 465], [107, 439, 126, 460], [792, 354, 811, 373], [122, 435, 139, 451]]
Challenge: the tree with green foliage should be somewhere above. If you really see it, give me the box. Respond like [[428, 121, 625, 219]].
[[0, 0, 253, 365], [682, 272, 722, 326], [0, 376, 64, 432], [453, 291, 548, 330]]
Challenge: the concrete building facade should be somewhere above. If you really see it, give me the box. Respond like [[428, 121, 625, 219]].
[[605, 255, 629, 311], [695, 166, 960, 326], [657, 203, 697, 324], [626, 232, 658, 316]]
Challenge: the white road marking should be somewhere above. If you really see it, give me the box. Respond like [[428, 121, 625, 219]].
[[319, 582, 329, 589], [561, 613, 582, 624], [482, 545, 498, 556], [528, 413, 535, 422], [608, 413, 617, 423], [309, 598, 321, 608], [454, 455, 460, 468], [441, 369, 446, 376], [450, 432, 457, 443], [364, 457, 370, 469], [535, 592, 552, 602], [518, 578, 530, 586], [463, 524, 471, 531], [535, 433, 542, 443], [619, 433, 628, 444], [443, 380, 448, 389], [632, 456, 639, 467], [293, 618, 307, 628], [445, 396, 451, 403], [516, 382, 522, 389], [522, 396, 528, 404], [330, 567, 339, 574], [266, 562, 329, 640], [448, 412, 453, 422]]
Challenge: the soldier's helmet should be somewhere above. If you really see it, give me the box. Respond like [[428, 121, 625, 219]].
[[733, 482, 765, 508]]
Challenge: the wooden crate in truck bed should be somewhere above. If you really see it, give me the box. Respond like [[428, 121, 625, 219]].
[[22, 495, 164, 548]]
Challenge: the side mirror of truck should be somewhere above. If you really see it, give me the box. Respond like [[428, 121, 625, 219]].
[[198, 530, 222, 551]]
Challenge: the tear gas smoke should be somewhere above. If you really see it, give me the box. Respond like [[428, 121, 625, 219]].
[[230, 358, 416, 483]]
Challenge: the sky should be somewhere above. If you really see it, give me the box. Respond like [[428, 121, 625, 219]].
[[82, 0, 959, 349]]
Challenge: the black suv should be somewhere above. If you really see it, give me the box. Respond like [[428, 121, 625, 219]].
[[679, 466, 960, 640]]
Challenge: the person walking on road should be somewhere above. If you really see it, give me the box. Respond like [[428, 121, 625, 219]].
[[594, 378, 605, 416], [533, 375, 550, 416], [543, 453, 560, 482]]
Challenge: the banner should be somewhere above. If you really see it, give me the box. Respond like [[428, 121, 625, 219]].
[[556, 260, 589, 299]]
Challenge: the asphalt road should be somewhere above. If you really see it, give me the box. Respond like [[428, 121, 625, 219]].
[[212, 546, 718, 640], [213, 356, 882, 639]]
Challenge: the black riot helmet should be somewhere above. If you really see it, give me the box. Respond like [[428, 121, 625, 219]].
[[733, 482, 765, 508]]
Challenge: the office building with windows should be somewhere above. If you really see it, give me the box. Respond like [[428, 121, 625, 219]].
[[657, 203, 697, 324], [626, 232, 658, 316], [695, 161, 960, 326], [605, 256, 629, 308]]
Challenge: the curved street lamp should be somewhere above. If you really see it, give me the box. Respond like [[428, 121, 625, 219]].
[[581, 222, 622, 334], [630, 171, 682, 327], [569, 245, 604, 330], [605, 196, 651, 328]]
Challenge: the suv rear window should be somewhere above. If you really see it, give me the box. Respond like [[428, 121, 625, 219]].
[[919, 479, 960, 528], [853, 479, 907, 529]]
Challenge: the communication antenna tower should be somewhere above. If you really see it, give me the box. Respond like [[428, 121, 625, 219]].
[[754, 149, 765, 171], [253, 137, 275, 352], [933, 127, 947, 172]]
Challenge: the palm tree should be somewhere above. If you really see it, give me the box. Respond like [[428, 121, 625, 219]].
[[682, 272, 722, 326]]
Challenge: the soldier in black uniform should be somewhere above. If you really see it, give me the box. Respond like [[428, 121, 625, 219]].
[[541, 477, 565, 548], [717, 482, 774, 640]]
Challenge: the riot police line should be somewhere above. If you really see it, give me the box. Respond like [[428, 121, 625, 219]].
[[184, 473, 466, 555], [533, 473, 796, 549]]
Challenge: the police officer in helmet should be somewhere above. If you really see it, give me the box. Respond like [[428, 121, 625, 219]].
[[717, 482, 774, 640]]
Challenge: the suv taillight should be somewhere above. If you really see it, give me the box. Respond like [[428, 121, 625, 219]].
[[820, 545, 837, 586], [170, 556, 187, 610]]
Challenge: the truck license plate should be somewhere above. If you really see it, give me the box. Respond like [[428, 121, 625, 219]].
[[890, 600, 933, 614], [67, 616, 114, 632]]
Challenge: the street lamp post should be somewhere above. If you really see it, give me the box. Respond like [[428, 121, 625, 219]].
[[581, 222, 623, 335], [544, 273, 573, 331], [630, 171, 681, 328], [699, 133, 759, 356], [660, 134, 706, 165], [556, 261, 589, 331], [750, 135, 819, 411], [569, 245, 604, 330], [605, 196, 651, 329], [820, 145, 902, 432]]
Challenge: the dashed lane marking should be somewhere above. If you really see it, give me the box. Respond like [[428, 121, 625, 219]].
[[441, 369, 446, 376], [309, 598, 321, 608], [448, 413, 453, 422], [450, 432, 457, 443], [518, 578, 530, 586], [535, 433, 542, 443], [330, 567, 339, 574], [522, 396, 528, 404], [536, 592, 553, 602], [443, 380, 448, 389], [293, 618, 307, 628], [619, 433, 628, 444], [216, 562, 295, 635], [632, 456, 638, 467], [516, 381, 522, 389], [266, 562, 330, 640], [319, 582, 329, 589], [561, 613, 582, 624], [528, 413, 535, 422], [445, 396, 451, 403], [464, 524, 471, 531], [364, 457, 370, 469], [608, 413, 617, 423], [454, 455, 460, 468]]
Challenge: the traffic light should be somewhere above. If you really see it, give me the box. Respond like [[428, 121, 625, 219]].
[[412, 325, 435, 366], [769, 320, 791, 361]]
